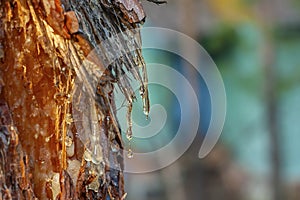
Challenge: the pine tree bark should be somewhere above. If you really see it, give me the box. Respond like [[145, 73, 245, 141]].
[[0, 0, 148, 199]]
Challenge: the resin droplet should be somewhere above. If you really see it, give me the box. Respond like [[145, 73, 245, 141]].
[[66, 142, 75, 157], [143, 107, 149, 118], [126, 128, 133, 141], [139, 85, 145, 97], [126, 102, 133, 141], [140, 85, 150, 118], [143, 94, 150, 117], [98, 161, 105, 176], [92, 144, 103, 165], [65, 135, 73, 147], [83, 150, 93, 162], [66, 94, 72, 104], [111, 140, 120, 153], [45, 136, 51, 143], [127, 149, 133, 159], [88, 176, 100, 193], [66, 114, 73, 125]]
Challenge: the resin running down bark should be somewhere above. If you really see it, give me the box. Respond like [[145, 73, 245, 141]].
[[0, 0, 151, 199]]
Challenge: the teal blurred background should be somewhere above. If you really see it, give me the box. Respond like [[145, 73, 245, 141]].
[[123, 0, 300, 199]]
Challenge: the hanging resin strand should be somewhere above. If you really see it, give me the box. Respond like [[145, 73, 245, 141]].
[[134, 46, 150, 118], [126, 101, 133, 158], [140, 84, 149, 118], [140, 58, 150, 118]]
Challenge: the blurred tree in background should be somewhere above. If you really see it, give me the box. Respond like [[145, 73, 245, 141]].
[[125, 0, 300, 200]]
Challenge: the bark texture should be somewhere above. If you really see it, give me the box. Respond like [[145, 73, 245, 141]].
[[0, 0, 148, 199]]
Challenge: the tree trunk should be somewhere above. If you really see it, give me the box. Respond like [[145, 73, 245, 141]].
[[0, 0, 148, 199]]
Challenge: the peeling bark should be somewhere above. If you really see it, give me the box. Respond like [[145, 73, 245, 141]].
[[0, 0, 149, 199]]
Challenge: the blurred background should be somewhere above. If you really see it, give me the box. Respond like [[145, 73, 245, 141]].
[[123, 0, 300, 199]]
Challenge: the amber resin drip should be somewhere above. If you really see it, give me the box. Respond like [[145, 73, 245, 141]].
[[0, 0, 149, 199]]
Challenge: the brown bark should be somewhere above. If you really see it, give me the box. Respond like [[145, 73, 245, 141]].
[[0, 0, 148, 199]]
